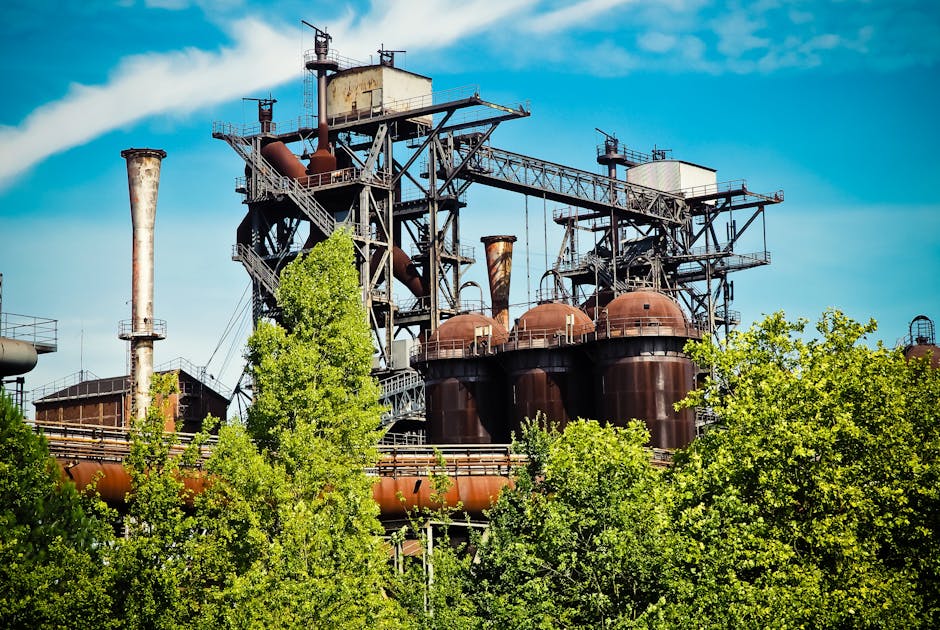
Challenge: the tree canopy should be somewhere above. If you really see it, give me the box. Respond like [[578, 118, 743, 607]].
[[0, 393, 116, 629], [4, 264, 938, 629], [454, 310, 940, 628]]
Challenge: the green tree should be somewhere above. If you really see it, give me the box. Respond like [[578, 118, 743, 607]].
[[0, 393, 116, 629], [184, 229, 412, 628], [656, 310, 940, 628], [109, 371, 207, 629], [470, 418, 670, 629]]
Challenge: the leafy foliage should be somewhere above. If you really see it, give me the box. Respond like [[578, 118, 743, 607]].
[[187, 229, 410, 627], [657, 310, 940, 628], [6, 264, 938, 629], [0, 394, 116, 629], [470, 418, 670, 629]]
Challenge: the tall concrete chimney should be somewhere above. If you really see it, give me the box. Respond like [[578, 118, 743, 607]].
[[480, 235, 516, 331], [119, 148, 166, 422]]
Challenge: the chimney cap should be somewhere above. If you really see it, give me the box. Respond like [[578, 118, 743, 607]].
[[480, 234, 517, 245], [121, 148, 167, 160]]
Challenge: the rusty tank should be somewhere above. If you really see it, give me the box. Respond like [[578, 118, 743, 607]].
[[414, 313, 509, 444], [593, 290, 700, 449], [903, 314, 940, 369], [505, 302, 595, 433]]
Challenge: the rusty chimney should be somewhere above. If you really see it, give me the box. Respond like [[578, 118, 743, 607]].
[[304, 25, 337, 175], [480, 235, 516, 330], [120, 148, 167, 423]]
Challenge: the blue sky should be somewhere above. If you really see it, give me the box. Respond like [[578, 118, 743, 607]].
[[1, 0, 938, 405]]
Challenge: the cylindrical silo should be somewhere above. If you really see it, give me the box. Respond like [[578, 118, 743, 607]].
[[505, 302, 594, 433], [593, 290, 700, 449], [414, 313, 509, 444]]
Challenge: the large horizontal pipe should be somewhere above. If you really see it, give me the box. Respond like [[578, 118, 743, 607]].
[[57, 459, 511, 518], [0, 337, 38, 377], [61, 461, 207, 506]]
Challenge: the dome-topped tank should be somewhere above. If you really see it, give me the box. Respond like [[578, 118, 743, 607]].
[[416, 313, 509, 444], [432, 313, 509, 347], [516, 302, 595, 339], [903, 315, 940, 369], [597, 290, 688, 336], [593, 291, 699, 450], [905, 344, 940, 369], [505, 303, 595, 433]]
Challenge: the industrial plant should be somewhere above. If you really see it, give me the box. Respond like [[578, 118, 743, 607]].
[[15, 25, 937, 529]]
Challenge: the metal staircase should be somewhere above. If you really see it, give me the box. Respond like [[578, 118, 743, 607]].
[[214, 128, 336, 239], [232, 243, 280, 296], [378, 369, 425, 425]]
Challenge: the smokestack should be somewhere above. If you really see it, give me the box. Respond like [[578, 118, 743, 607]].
[[120, 148, 166, 423], [480, 235, 516, 330], [304, 26, 337, 175]]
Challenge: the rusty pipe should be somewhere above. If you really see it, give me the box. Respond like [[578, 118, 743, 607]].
[[121, 148, 166, 421], [308, 35, 336, 175], [371, 246, 429, 298], [480, 235, 516, 330], [260, 141, 309, 179]]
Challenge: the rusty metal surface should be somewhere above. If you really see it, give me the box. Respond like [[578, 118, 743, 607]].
[[506, 349, 593, 432], [60, 461, 206, 506], [480, 235, 516, 330], [374, 475, 512, 519], [425, 371, 508, 443], [580, 290, 614, 321], [391, 246, 428, 297], [596, 354, 695, 449], [370, 246, 428, 298], [600, 290, 687, 326], [436, 313, 509, 344], [905, 344, 940, 369], [121, 148, 166, 422], [515, 302, 594, 339], [260, 141, 309, 179], [39, 422, 676, 518], [596, 317, 702, 341], [415, 314, 510, 363]]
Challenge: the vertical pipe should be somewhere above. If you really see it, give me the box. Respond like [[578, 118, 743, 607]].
[[481, 235, 516, 330], [307, 32, 337, 175], [121, 148, 166, 421]]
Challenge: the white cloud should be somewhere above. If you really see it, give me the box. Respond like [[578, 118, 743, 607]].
[[145, 0, 191, 9], [637, 31, 677, 53], [3, 0, 939, 190], [0, 17, 300, 187], [0, 0, 535, 189], [713, 12, 770, 57], [526, 0, 635, 34]]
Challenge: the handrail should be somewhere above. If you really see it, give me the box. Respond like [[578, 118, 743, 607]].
[[232, 244, 280, 296], [33, 421, 675, 471], [453, 141, 686, 225], [1, 312, 58, 352]]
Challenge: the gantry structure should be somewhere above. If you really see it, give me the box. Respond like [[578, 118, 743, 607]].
[[213, 27, 530, 375], [213, 28, 783, 424]]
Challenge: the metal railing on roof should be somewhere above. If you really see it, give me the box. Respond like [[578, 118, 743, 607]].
[[1, 312, 57, 353], [154, 357, 232, 399], [30, 370, 100, 403]]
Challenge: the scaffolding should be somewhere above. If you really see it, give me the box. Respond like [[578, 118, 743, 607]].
[[213, 30, 783, 423]]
